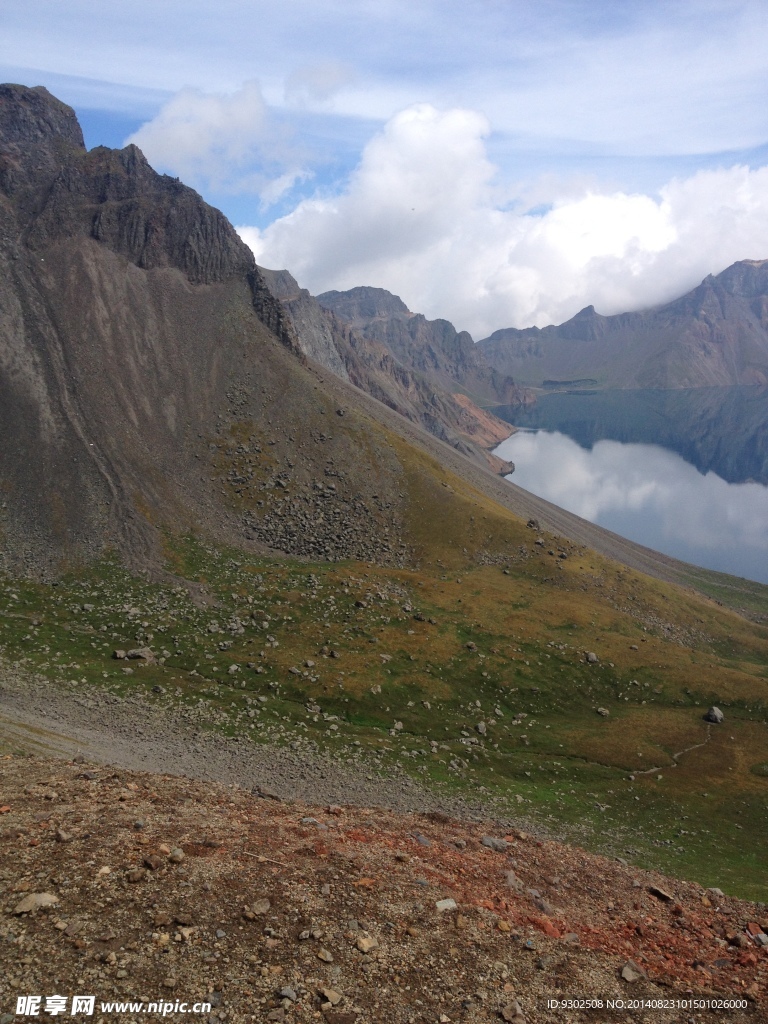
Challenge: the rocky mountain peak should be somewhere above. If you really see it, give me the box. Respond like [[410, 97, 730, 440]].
[[0, 83, 85, 153], [712, 258, 768, 299], [0, 85, 85, 205], [0, 85, 268, 290], [317, 285, 411, 325]]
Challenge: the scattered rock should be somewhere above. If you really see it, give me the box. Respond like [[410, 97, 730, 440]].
[[585, 652, 599, 664], [13, 892, 59, 914], [621, 960, 646, 983], [533, 896, 556, 916], [355, 933, 379, 953], [500, 1000, 526, 1021], [125, 647, 156, 662], [481, 836, 509, 852], [705, 706, 724, 724], [436, 898, 457, 912]]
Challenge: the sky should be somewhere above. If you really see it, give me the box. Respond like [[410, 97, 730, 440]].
[[4, 0, 768, 336]]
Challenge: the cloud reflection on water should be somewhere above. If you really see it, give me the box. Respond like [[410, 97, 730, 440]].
[[494, 431, 768, 584]]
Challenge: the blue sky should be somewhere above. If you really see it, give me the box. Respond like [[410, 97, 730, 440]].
[[4, 0, 768, 334]]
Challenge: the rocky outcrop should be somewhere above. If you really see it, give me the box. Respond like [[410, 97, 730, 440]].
[[318, 285, 524, 406], [478, 260, 768, 389], [0, 85, 297, 351], [258, 267, 350, 379], [258, 269, 517, 468], [0, 86, 409, 573]]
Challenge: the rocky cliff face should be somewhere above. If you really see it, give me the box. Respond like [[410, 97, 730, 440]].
[[317, 285, 524, 406], [478, 260, 768, 389], [258, 269, 518, 469], [0, 86, 421, 574]]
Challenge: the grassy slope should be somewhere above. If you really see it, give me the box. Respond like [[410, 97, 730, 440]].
[[1, 420, 767, 901]]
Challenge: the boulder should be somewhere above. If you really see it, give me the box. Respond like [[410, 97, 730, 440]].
[[125, 647, 156, 663], [13, 892, 59, 914]]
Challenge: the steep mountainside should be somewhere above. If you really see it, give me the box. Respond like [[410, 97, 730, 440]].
[[316, 285, 524, 406], [2, 87, 768, 995], [259, 268, 516, 470], [478, 261, 768, 389], [0, 84, 765, 613]]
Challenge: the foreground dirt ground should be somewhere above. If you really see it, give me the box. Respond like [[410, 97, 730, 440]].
[[0, 755, 765, 1023]]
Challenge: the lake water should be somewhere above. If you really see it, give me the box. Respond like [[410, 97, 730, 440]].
[[493, 429, 768, 585], [492, 386, 768, 485]]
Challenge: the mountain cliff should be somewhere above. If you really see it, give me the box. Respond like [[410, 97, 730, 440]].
[[0, 83, 763, 607], [478, 260, 768, 389], [317, 284, 524, 406], [258, 269, 517, 471]]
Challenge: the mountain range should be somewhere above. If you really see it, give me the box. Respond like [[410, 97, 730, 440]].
[[296, 261, 768, 394], [260, 259, 768, 414], [477, 260, 768, 389], [257, 269, 523, 474], [2, 85, 768, 1012]]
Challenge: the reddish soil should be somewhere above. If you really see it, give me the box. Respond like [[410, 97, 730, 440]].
[[0, 755, 764, 1022]]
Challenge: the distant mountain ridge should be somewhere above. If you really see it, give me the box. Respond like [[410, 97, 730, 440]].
[[317, 285, 522, 406], [478, 260, 768, 389], [258, 271, 525, 471]]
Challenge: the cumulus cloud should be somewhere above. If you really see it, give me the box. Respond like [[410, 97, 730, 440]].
[[494, 431, 768, 582], [127, 81, 305, 202], [240, 103, 768, 336]]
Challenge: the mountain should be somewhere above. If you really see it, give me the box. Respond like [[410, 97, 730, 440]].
[[478, 261, 768, 389], [1, 82, 765, 601], [0, 82, 669, 582], [317, 284, 525, 406], [0, 84, 312, 574], [257, 269, 517, 473], [3, 84, 768, 988]]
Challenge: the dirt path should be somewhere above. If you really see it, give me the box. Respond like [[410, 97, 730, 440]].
[[633, 724, 712, 776]]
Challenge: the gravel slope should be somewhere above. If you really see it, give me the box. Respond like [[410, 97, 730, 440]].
[[0, 667, 492, 822], [0, 755, 762, 1024]]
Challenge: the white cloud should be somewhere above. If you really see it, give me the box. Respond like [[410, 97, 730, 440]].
[[284, 61, 357, 106], [127, 81, 305, 201], [494, 430, 768, 581], [6, 0, 768, 157], [241, 103, 768, 335]]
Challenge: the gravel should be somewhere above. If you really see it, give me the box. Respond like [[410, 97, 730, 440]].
[[0, 665, 490, 821]]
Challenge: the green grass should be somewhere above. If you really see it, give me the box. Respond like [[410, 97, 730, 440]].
[[1, 532, 768, 900]]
